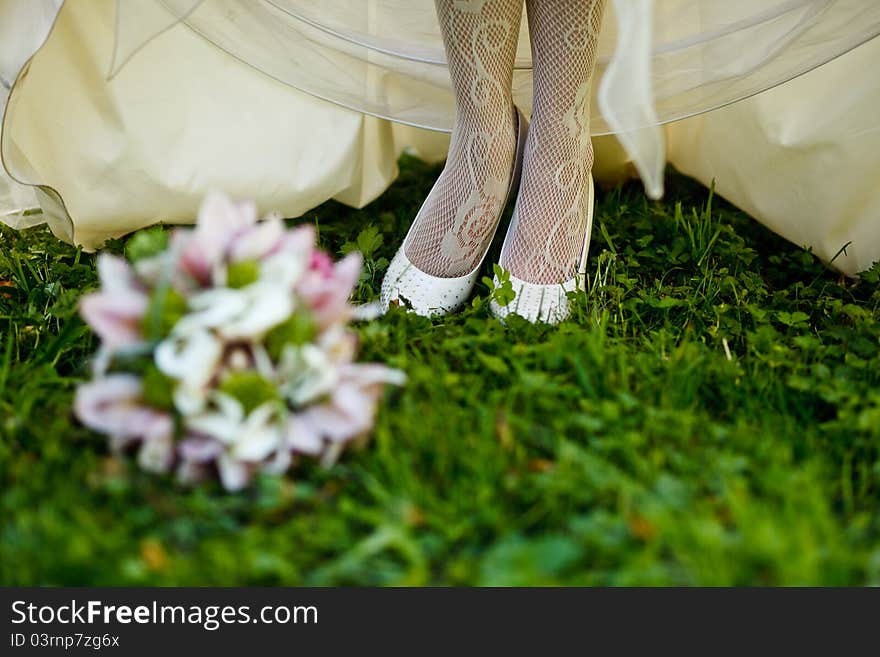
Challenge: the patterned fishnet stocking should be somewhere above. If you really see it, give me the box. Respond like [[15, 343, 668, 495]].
[[404, 0, 523, 277], [501, 0, 606, 284]]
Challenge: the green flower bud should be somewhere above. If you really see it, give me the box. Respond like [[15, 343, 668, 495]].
[[265, 310, 317, 359], [141, 287, 188, 341], [219, 371, 280, 415], [142, 364, 176, 411], [125, 226, 169, 263], [226, 260, 261, 289]]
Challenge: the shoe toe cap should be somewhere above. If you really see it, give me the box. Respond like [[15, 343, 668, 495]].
[[381, 248, 476, 317]]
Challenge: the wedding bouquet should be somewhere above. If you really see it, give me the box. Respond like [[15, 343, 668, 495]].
[[74, 194, 405, 491]]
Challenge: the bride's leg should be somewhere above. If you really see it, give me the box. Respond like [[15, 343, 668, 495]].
[[501, 0, 605, 284], [404, 0, 523, 277]]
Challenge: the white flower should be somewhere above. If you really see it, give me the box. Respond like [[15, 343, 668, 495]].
[[184, 393, 285, 491], [154, 328, 224, 416], [277, 343, 339, 407], [274, 325, 359, 407], [170, 252, 306, 342]]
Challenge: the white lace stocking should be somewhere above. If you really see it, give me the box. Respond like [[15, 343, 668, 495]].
[[501, 0, 606, 284], [404, 0, 523, 278]]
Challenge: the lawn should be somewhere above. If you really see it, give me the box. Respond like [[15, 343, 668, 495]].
[[1, 157, 879, 586]]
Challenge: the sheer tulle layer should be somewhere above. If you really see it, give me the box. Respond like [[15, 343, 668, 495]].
[[113, 0, 880, 132], [111, 0, 880, 196]]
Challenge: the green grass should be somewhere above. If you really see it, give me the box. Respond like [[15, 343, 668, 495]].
[[2, 158, 879, 586]]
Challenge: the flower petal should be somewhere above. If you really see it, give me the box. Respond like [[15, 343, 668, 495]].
[[138, 431, 175, 474], [155, 329, 223, 393], [219, 286, 295, 340], [340, 363, 408, 388], [178, 193, 259, 286], [186, 412, 241, 445], [175, 288, 249, 333], [179, 436, 224, 463], [301, 401, 366, 444], [261, 448, 292, 476], [81, 256, 148, 349], [96, 254, 140, 293], [285, 414, 324, 455], [80, 291, 148, 349], [232, 404, 283, 461], [176, 460, 210, 486], [278, 344, 338, 406], [297, 252, 362, 330], [217, 452, 251, 491], [230, 216, 285, 262], [74, 375, 143, 435], [277, 224, 316, 258]]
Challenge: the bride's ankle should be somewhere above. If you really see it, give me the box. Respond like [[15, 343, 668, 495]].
[[501, 162, 595, 285], [401, 106, 520, 278]]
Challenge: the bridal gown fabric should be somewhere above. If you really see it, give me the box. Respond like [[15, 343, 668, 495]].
[[2, 0, 880, 276], [0, 0, 62, 227]]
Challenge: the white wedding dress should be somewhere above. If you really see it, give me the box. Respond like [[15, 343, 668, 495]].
[[2, 0, 880, 274]]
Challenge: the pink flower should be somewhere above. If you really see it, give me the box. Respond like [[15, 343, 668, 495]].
[[74, 375, 175, 473], [176, 193, 259, 286], [283, 415, 324, 455], [174, 194, 318, 285], [228, 215, 285, 263], [297, 251, 363, 330], [309, 251, 335, 277], [276, 224, 317, 259], [79, 255, 148, 351], [298, 363, 407, 446]]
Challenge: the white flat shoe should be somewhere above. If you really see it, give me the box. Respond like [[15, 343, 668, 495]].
[[381, 108, 528, 317], [490, 174, 595, 325]]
